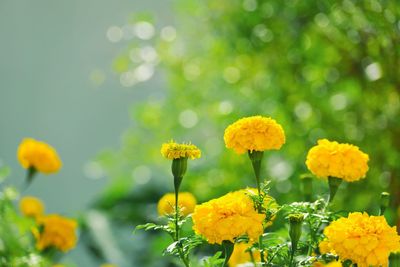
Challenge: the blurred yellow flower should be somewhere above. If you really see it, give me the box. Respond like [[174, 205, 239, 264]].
[[319, 212, 400, 267], [161, 141, 201, 160], [100, 264, 117, 267], [313, 261, 342, 267], [19, 196, 44, 218], [157, 192, 196, 216], [306, 139, 369, 182], [33, 214, 78, 252], [17, 138, 62, 174], [192, 189, 265, 244], [229, 242, 261, 267], [223, 116, 285, 154]]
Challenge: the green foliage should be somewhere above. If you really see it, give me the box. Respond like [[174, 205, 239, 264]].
[[0, 186, 50, 267], [92, 0, 400, 266], [136, 211, 203, 266], [201, 252, 224, 267]]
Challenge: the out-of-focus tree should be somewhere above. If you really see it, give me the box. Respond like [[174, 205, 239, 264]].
[[87, 0, 400, 265]]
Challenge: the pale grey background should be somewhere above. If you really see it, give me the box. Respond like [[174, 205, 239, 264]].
[[0, 1, 172, 265]]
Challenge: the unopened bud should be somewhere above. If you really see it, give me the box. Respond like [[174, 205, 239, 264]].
[[380, 192, 390, 215]]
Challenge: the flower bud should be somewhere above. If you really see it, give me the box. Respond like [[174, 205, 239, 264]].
[[289, 213, 304, 247], [300, 174, 313, 202], [288, 213, 304, 264], [380, 192, 390, 215], [171, 157, 188, 180]]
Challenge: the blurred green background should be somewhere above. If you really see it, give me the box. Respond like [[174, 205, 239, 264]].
[[1, 0, 400, 266]]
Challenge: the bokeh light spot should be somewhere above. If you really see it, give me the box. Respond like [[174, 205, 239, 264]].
[[294, 101, 312, 120], [84, 161, 105, 180], [161, 26, 177, 42], [134, 21, 155, 40], [223, 67, 241, 84], [218, 101, 233, 115], [365, 62, 382, 81], [330, 93, 348, 110], [132, 165, 152, 185], [106, 26, 123, 43], [179, 109, 198, 128]]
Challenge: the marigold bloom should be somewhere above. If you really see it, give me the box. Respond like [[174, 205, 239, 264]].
[[19, 196, 44, 218], [313, 261, 342, 267], [33, 214, 78, 252], [157, 192, 197, 216], [17, 138, 62, 174], [319, 212, 400, 267], [306, 139, 369, 182], [223, 116, 285, 154], [229, 242, 261, 267], [160, 141, 201, 160], [192, 189, 266, 244]]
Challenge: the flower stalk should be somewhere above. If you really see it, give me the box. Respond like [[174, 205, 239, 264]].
[[172, 157, 187, 241], [248, 150, 264, 196], [248, 150, 267, 264], [327, 176, 342, 204], [25, 166, 37, 188], [222, 240, 234, 267]]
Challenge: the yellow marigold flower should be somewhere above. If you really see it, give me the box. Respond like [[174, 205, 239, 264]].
[[223, 116, 285, 154], [17, 138, 62, 174], [192, 189, 266, 244], [319, 212, 400, 267], [306, 139, 369, 182], [33, 214, 78, 252], [313, 261, 342, 267], [229, 242, 261, 267], [157, 192, 197, 216], [19, 196, 45, 218], [160, 141, 201, 160]]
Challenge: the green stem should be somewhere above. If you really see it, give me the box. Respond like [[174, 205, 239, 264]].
[[22, 166, 37, 191], [289, 241, 296, 267], [178, 248, 190, 267], [248, 150, 266, 266], [249, 250, 255, 265], [174, 175, 183, 241], [175, 188, 179, 241], [248, 151, 264, 196], [259, 235, 266, 263], [173, 174, 188, 266], [327, 176, 342, 204], [222, 241, 234, 267]]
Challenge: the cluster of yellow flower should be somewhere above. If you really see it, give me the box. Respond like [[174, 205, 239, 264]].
[[306, 139, 369, 182], [320, 212, 400, 267], [20, 196, 77, 253], [18, 138, 62, 174], [161, 140, 201, 160], [15, 138, 118, 266], [223, 115, 285, 154], [16, 138, 78, 254], [157, 115, 400, 267], [192, 189, 266, 244]]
